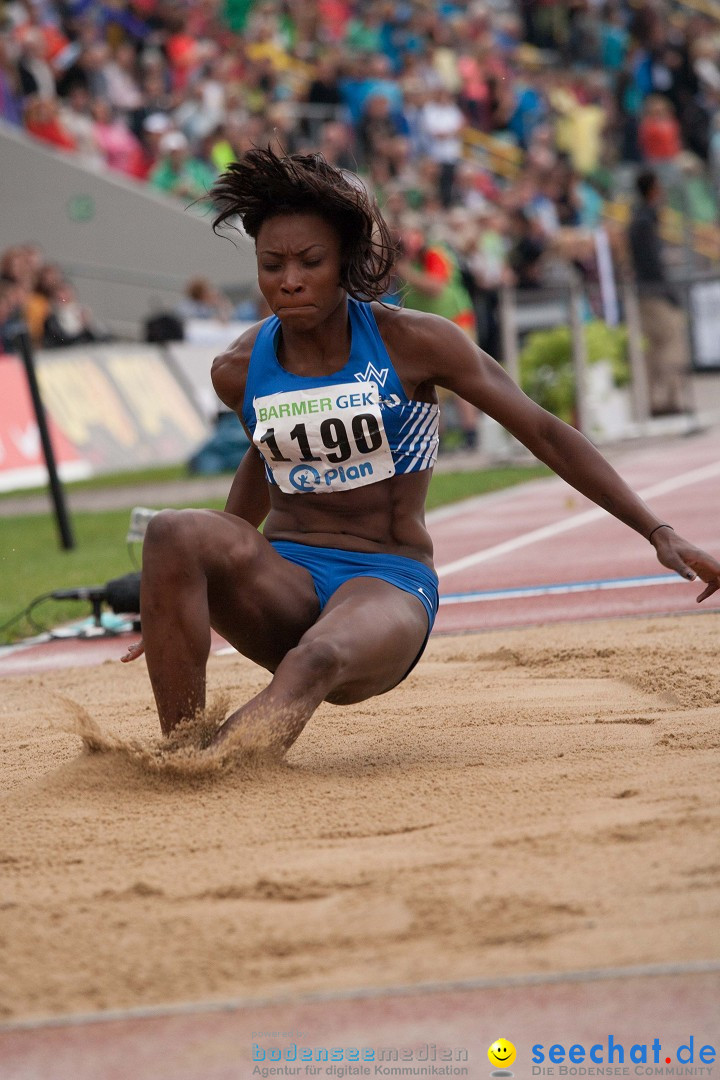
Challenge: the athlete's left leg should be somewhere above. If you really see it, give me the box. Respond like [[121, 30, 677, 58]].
[[211, 577, 430, 754]]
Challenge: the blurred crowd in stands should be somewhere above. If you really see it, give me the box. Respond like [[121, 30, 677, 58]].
[[2, 1, 720, 224], [0, 242, 108, 351], [1, 0, 719, 438], [2, 1, 720, 292]]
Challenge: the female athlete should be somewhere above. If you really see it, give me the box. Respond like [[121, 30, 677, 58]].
[[122, 147, 720, 752]]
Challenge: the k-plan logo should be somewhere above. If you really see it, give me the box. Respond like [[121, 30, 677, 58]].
[[289, 464, 322, 490]]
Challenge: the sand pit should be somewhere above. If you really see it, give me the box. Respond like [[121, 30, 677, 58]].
[[2, 612, 719, 1023]]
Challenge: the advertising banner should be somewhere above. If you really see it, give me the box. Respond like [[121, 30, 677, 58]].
[[0, 344, 209, 491], [0, 354, 90, 491]]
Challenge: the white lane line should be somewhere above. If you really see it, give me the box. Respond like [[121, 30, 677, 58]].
[[440, 574, 682, 605], [436, 458, 720, 579], [2, 960, 718, 1032], [0, 633, 53, 661]]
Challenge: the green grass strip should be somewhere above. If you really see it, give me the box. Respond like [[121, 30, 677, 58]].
[[0, 464, 548, 643]]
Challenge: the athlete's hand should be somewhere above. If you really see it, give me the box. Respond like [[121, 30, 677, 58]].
[[121, 638, 145, 662], [651, 528, 720, 603]]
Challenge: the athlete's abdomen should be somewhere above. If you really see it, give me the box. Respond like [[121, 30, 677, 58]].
[[263, 470, 435, 565]]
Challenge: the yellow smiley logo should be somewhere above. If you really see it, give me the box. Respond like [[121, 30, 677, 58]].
[[488, 1039, 517, 1069]]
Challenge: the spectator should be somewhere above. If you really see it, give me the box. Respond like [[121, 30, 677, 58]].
[[486, 73, 517, 139], [0, 39, 23, 126], [42, 280, 107, 348], [128, 66, 174, 140], [16, 29, 56, 99], [442, 205, 495, 349], [26, 263, 66, 346], [552, 156, 604, 228], [345, 7, 386, 55], [357, 93, 403, 170], [0, 280, 25, 355], [317, 119, 356, 170], [466, 205, 512, 357], [396, 215, 480, 450], [507, 209, 548, 289], [420, 84, 465, 207], [173, 79, 225, 146], [340, 53, 402, 125], [456, 42, 491, 130], [103, 41, 144, 113], [149, 131, 216, 201], [399, 78, 431, 159], [209, 116, 255, 173], [305, 53, 343, 122], [266, 101, 302, 156], [176, 278, 233, 322], [549, 72, 608, 177], [638, 95, 682, 163], [56, 42, 110, 100], [316, 0, 351, 44], [0, 245, 37, 292], [91, 99, 144, 177], [13, 6, 68, 70], [58, 83, 104, 168], [23, 96, 76, 152], [135, 111, 172, 178], [600, 6, 630, 73], [627, 170, 690, 417]]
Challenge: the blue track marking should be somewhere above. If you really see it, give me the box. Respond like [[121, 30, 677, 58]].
[[440, 573, 682, 606]]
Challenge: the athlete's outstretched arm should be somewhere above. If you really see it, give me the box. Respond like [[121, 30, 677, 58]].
[[402, 311, 720, 602]]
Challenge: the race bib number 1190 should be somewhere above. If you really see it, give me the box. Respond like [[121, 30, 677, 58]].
[[252, 380, 395, 494]]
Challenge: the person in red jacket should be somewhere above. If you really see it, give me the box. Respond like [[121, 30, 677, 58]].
[[638, 95, 682, 163], [23, 97, 76, 152]]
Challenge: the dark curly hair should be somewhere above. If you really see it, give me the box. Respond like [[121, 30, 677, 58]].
[[209, 147, 397, 302]]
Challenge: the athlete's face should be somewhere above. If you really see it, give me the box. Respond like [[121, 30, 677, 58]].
[[256, 213, 345, 327]]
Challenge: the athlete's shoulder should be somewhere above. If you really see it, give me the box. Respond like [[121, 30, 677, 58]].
[[370, 303, 466, 358], [211, 317, 272, 410]]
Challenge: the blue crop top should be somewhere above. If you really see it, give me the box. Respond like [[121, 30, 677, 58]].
[[242, 298, 439, 495]]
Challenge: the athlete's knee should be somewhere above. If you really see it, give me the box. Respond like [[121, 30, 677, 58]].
[[142, 510, 215, 584], [145, 509, 241, 560], [144, 510, 262, 595], [144, 508, 198, 553], [285, 636, 345, 691]]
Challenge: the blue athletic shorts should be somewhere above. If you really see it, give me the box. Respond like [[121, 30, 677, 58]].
[[270, 540, 439, 679]]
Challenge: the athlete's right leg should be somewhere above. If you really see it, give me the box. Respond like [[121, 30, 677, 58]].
[[134, 509, 321, 735]]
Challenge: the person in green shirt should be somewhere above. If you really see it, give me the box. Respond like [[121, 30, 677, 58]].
[[149, 131, 216, 202]]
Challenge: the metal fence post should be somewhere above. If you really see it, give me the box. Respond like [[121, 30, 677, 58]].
[[621, 281, 651, 427], [12, 321, 75, 550], [485, 285, 523, 461]]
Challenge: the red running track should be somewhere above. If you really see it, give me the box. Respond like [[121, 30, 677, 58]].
[[430, 428, 720, 633], [1, 429, 719, 676]]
